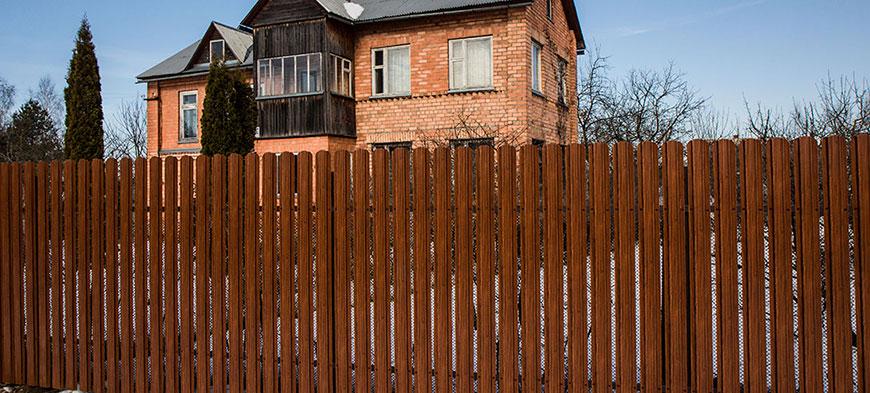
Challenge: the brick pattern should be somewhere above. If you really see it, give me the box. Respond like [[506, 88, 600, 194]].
[[146, 0, 580, 156]]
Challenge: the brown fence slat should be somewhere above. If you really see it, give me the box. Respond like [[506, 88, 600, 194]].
[[853, 134, 870, 391], [227, 154, 242, 393], [392, 148, 412, 393], [638, 142, 661, 393], [613, 142, 636, 393], [589, 143, 611, 393], [296, 152, 313, 393], [412, 149, 433, 393], [520, 145, 542, 393], [90, 160, 104, 393], [134, 158, 148, 393], [740, 140, 766, 393], [10, 164, 24, 385], [211, 156, 227, 393], [0, 164, 10, 384], [314, 151, 333, 393], [179, 157, 194, 393], [433, 147, 451, 393], [333, 151, 352, 393], [279, 153, 297, 393], [244, 153, 260, 393], [63, 161, 76, 389], [821, 136, 853, 392], [455, 147, 473, 393], [77, 160, 91, 391], [713, 140, 739, 393], [687, 140, 713, 393], [23, 162, 37, 386], [119, 159, 134, 393], [476, 146, 496, 393], [164, 158, 179, 393], [352, 150, 371, 393], [262, 153, 278, 393], [767, 139, 796, 392], [566, 144, 589, 393], [36, 162, 50, 387], [372, 148, 390, 393], [147, 158, 163, 393], [497, 146, 519, 393], [50, 161, 64, 388], [194, 156, 211, 393], [662, 142, 688, 391], [543, 145, 565, 393], [105, 159, 119, 393]]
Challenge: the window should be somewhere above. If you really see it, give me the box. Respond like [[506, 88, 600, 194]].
[[557, 57, 568, 104], [257, 53, 323, 97], [179, 92, 198, 141], [546, 0, 553, 20], [331, 54, 353, 97], [450, 138, 494, 149], [210, 40, 225, 63], [372, 141, 412, 151], [372, 46, 410, 96], [449, 37, 493, 90], [531, 41, 543, 93]]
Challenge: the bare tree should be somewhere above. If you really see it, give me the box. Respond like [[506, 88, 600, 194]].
[[29, 75, 65, 133], [791, 74, 869, 139], [419, 106, 525, 149], [105, 98, 147, 158], [0, 76, 14, 130], [691, 108, 738, 141], [577, 51, 707, 144], [743, 99, 794, 140]]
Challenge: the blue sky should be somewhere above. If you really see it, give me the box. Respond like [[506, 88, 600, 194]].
[[1, 0, 868, 123]]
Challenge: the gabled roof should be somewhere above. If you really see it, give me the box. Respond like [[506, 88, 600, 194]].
[[241, 0, 584, 49], [137, 21, 253, 82]]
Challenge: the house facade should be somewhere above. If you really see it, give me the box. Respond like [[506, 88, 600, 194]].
[[137, 0, 585, 157]]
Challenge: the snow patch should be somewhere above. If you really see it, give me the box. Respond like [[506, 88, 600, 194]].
[[344, 1, 364, 19]]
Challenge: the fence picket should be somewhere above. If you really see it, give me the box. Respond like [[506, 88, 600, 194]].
[[566, 144, 589, 393], [194, 156, 211, 393], [0, 164, 10, 384], [520, 145, 542, 393], [134, 158, 148, 393], [119, 159, 133, 393], [297, 153, 313, 393], [767, 139, 796, 392], [713, 140, 739, 393], [279, 153, 297, 393], [23, 162, 37, 386], [315, 151, 333, 393], [412, 149, 433, 393], [455, 147, 473, 393], [211, 155, 227, 393], [821, 136, 853, 392], [688, 140, 713, 393], [852, 134, 870, 391], [227, 154, 242, 393], [434, 147, 451, 393], [244, 154, 261, 393], [663, 142, 689, 392], [164, 158, 178, 393], [333, 151, 352, 393], [614, 142, 636, 393], [476, 146, 496, 393], [50, 161, 64, 388], [105, 158, 119, 393], [740, 140, 766, 393], [36, 162, 50, 387], [263, 153, 278, 393], [543, 145, 565, 393], [589, 143, 611, 393], [638, 142, 661, 393], [372, 149, 390, 393], [392, 148, 412, 393], [179, 157, 194, 393], [77, 160, 91, 391]]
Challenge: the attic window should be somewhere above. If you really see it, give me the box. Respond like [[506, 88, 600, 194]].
[[546, 0, 553, 20], [210, 40, 226, 63]]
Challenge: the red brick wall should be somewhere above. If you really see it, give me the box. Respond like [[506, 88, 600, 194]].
[[146, 76, 209, 157]]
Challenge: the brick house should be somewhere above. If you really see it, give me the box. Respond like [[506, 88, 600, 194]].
[[137, 0, 585, 157]]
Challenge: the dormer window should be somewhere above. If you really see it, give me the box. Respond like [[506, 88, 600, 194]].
[[210, 39, 225, 63]]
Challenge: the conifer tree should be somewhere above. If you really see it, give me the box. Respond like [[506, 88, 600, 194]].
[[1, 100, 63, 162], [64, 17, 104, 159], [200, 61, 256, 156]]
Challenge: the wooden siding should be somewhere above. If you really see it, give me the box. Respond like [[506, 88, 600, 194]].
[[247, 0, 325, 27]]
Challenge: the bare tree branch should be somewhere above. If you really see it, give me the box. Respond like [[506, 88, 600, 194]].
[[105, 97, 147, 158]]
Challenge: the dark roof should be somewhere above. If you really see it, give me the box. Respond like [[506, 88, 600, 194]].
[[242, 0, 584, 49], [137, 22, 253, 82]]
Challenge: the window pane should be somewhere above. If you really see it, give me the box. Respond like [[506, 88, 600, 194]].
[[183, 109, 197, 138], [309, 54, 321, 92], [467, 39, 491, 87], [211, 41, 224, 62], [284, 57, 296, 94], [374, 68, 384, 95], [182, 94, 196, 106], [271, 58, 284, 95], [531, 43, 541, 91], [342, 68, 352, 95], [297, 55, 309, 93], [374, 50, 384, 67], [259, 60, 270, 96], [387, 47, 410, 94]]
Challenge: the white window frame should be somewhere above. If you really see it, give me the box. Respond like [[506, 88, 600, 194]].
[[257, 53, 323, 98], [371, 45, 411, 97], [179, 91, 198, 141], [331, 54, 353, 97], [448, 36, 493, 91], [210, 39, 226, 63], [531, 40, 543, 94], [546, 0, 553, 21]]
